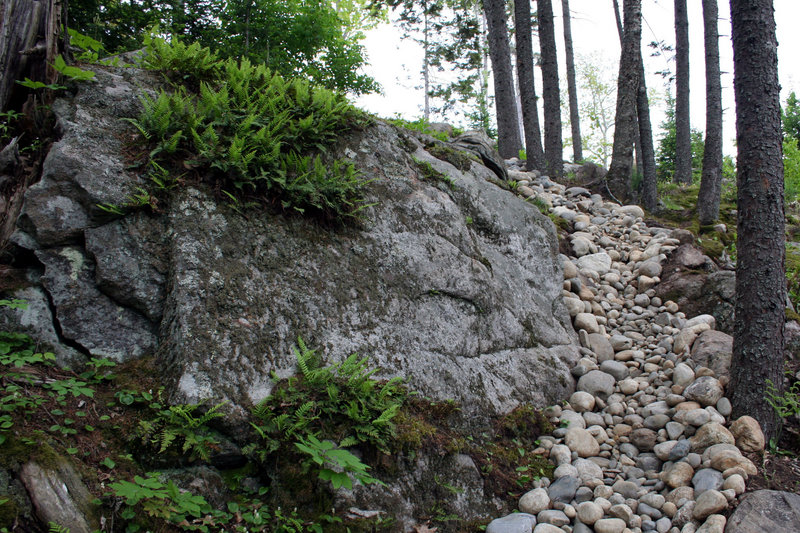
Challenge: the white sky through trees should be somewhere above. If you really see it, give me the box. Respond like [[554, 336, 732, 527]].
[[355, 0, 800, 159]]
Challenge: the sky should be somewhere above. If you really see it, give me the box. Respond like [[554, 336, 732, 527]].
[[354, 0, 800, 158]]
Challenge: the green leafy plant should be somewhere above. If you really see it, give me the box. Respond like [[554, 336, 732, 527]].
[[15, 78, 66, 91], [135, 391, 227, 462], [248, 338, 405, 490], [142, 27, 221, 83], [295, 434, 383, 490], [109, 473, 218, 529], [52, 55, 95, 82], [766, 378, 800, 420], [126, 34, 372, 221]]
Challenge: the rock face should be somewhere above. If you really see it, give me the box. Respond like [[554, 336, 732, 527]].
[[19, 459, 100, 533], [655, 245, 735, 334], [726, 490, 800, 533], [9, 66, 579, 430]]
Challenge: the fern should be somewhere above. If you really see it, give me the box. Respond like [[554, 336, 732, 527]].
[[134, 393, 228, 462]]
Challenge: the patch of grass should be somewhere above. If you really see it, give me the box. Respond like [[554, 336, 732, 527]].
[[412, 157, 455, 190], [426, 142, 478, 172]]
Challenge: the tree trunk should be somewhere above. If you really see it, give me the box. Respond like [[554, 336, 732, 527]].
[[606, 0, 641, 201], [423, 4, 430, 122], [514, 0, 545, 170], [729, 0, 785, 444], [637, 53, 658, 211], [674, 0, 692, 184], [484, 0, 522, 158], [537, 0, 562, 178], [0, 0, 65, 112], [561, 0, 582, 163], [697, 0, 723, 224]]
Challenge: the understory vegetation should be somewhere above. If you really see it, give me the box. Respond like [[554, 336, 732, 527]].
[[116, 32, 373, 222], [0, 301, 554, 532]]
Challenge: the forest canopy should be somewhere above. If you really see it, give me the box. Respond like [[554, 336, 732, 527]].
[[68, 0, 381, 94]]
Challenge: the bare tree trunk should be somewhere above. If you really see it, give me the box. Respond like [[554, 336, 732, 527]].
[[484, 0, 522, 158], [514, 0, 545, 170], [606, 0, 641, 201], [562, 0, 582, 163], [674, 0, 692, 184], [697, 0, 723, 224], [729, 0, 785, 444], [423, 5, 430, 122], [537, 0, 563, 178], [637, 54, 658, 211], [0, 0, 65, 112]]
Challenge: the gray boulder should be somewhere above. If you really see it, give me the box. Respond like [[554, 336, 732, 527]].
[[35, 246, 156, 361], [11, 66, 579, 431], [690, 330, 733, 379], [726, 490, 800, 533], [452, 130, 508, 181]]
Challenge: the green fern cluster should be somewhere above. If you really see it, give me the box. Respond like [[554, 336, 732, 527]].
[[248, 338, 406, 460], [135, 390, 227, 462], [127, 33, 372, 221], [142, 28, 221, 83]]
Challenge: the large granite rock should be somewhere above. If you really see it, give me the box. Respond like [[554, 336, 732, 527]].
[[656, 245, 735, 334], [726, 490, 800, 533], [10, 66, 579, 430], [161, 127, 579, 427]]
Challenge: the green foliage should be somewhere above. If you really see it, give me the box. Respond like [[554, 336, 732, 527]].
[[127, 37, 371, 221], [135, 390, 227, 462], [295, 434, 383, 490], [68, 0, 379, 94], [785, 137, 800, 204], [765, 377, 800, 440], [52, 55, 96, 82], [656, 95, 705, 182], [15, 79, 66, 91], [388, 117, 455, 142], [142, 28, 221, 83], [248, 338, 405, 490], [783, 91, 800, 143], [109, 473, 216, 527], [412, 157, 455, 190], [47, 522, 70, 533], [0, 110, 21, 143]]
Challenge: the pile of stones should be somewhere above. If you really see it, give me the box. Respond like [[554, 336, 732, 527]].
[[485, 166, 771, 533]]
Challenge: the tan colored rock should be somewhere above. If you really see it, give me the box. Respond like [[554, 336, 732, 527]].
[[730, 415, 766, 452], [565, 427, 600, 457], [662, 461, 695, 488], [693, 490, 728, 520], [710, 449, 757, 475], [691, 422, 735, 452], [696, 514, 727, 533]]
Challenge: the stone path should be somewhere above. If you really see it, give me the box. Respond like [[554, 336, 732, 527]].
[[485, 164, 766, 533]]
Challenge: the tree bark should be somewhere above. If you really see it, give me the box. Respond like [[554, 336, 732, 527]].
[[561, 0, 582, 163], [637, 53, 658, 212], [484, 0, 522, 158], [729, 0, 785, 443], [674, 0, 692, 184], [514, 0, 544, 170], [537, 0, 562, 178], [697, 0, 723, 224], [0, 0, 65, 112], [606, 0, 641, 201]]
